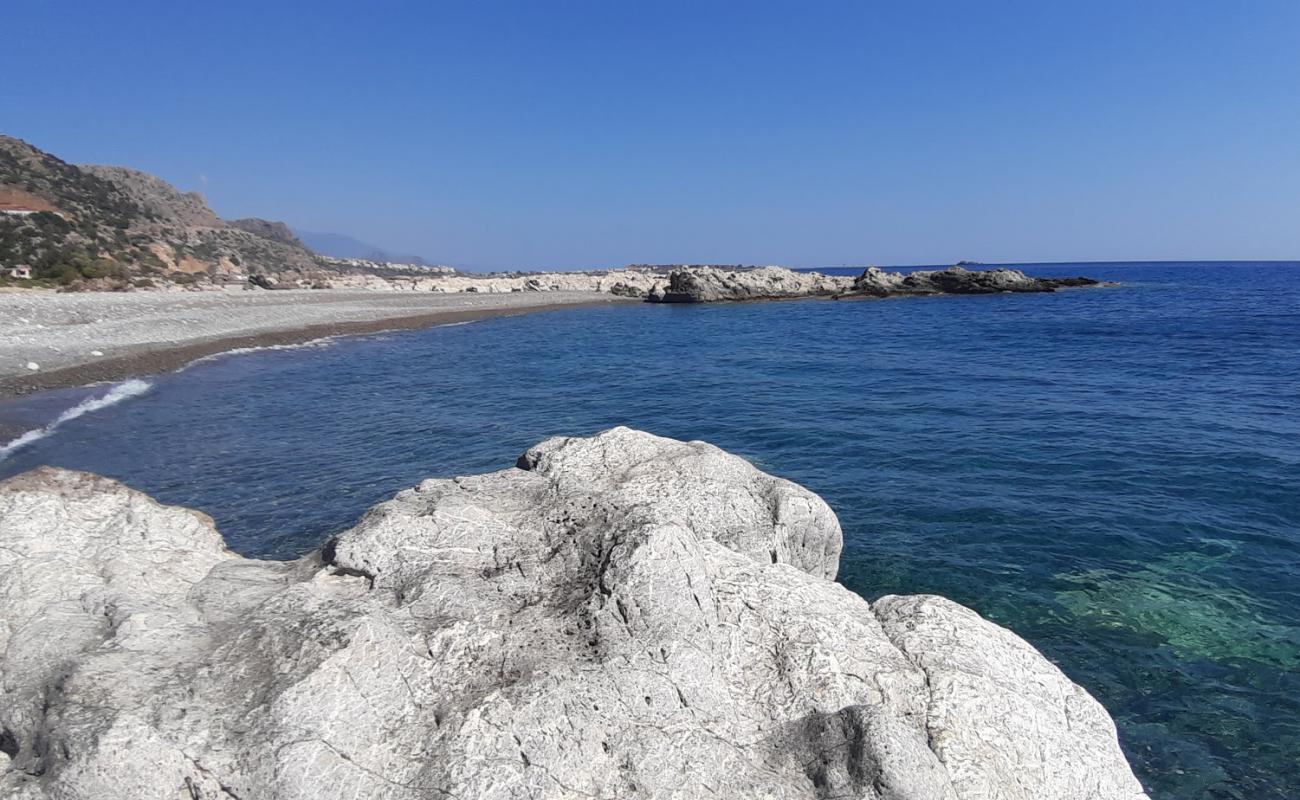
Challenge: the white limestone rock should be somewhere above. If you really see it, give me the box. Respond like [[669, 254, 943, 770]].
[[642, 264, 1102, 303], [325, 268, 665, 297], [0, 428, 1147, 799], [873, 595, 1150, 800], [647, 265, 853, 303]]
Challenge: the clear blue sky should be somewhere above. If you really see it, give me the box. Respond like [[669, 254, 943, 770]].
[[5, 1, 1299, 270]]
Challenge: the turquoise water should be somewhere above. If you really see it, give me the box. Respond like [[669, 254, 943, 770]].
[[1, 262, 1297, 798]]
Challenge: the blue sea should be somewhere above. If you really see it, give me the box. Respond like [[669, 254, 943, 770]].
[[1, 261, 1297, 799]]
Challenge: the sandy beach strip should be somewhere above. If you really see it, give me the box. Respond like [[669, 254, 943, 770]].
[[0, 289, 638, 399]]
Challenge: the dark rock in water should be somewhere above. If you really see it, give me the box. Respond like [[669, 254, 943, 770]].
[[1047, 276, 1102, 288], [0, 428, 1147, 799], [843, 266, 1104, 299], [901, 266, 1058, 295]]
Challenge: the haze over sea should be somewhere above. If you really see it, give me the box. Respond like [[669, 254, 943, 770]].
[[1, 261, 1297, 799]]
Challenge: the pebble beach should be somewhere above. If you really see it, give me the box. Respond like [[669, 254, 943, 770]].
[[0, 288, 635, 398]]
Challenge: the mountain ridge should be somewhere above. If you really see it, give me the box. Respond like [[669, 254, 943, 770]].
[[0, 135, 323, 287]]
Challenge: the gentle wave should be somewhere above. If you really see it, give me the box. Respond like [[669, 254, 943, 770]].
[[179, 320, 482, 372], [183, 337, 339, 369], [0, 379, 153, 462]]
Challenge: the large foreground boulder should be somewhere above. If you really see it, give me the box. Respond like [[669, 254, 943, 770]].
[[0, 428, 1147, 799]]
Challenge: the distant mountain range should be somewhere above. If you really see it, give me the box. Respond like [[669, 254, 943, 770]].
[[292, 229, 432, 266]]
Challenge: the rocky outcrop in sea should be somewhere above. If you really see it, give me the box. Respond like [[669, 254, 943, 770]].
[[647, 266, 854, 302], [846, 265, 1101, 298], [644, 265, 1100, 303], [261, 264, 1100, 300], [0, 428, 1146, 799]]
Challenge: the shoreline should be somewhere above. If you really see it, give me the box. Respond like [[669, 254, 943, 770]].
[[0, 293, 638, 401]]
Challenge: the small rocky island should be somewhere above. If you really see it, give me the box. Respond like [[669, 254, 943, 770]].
[[0, 428, 1147, 799]]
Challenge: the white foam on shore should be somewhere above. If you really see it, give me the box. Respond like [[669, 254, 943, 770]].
[[178, 319, 479, 371], [0, 317, 491, 464], [183, 336, 340, 370], [0, 379, 152, 463]]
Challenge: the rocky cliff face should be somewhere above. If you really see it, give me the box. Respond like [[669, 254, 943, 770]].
[[227, 218, 305, 247], [0, 428, 1147, 799], [78, 165, 223, 228]]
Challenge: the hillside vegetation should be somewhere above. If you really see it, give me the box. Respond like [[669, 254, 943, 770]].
[[0, 135, 322, 288]]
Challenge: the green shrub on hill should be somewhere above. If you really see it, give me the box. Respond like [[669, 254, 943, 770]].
[[1, 135, 328, 285]]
